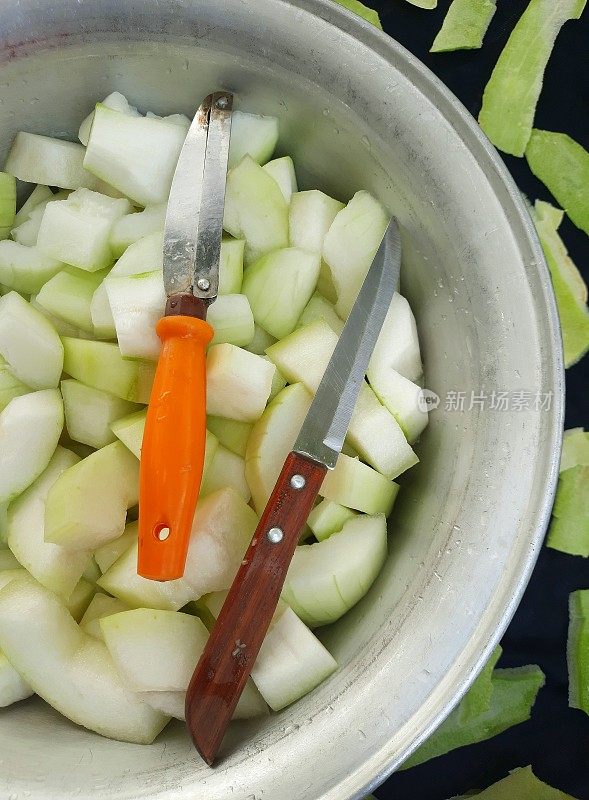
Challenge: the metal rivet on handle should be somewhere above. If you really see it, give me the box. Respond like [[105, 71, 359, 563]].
[[197, 277, 211, 291], [290, 474, 306, 490], [267, 527, 284, 544], [216, 96, 229, 109]]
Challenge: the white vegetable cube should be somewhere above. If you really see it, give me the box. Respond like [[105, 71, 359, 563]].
[[228, 111, 279, 170], [101, 609, 209, 692], [61, 379, 139, 449], [266, 319, 338, 392], [0, 291, 63, 389], [7, 447, 90, 599], [219, 238, 245, 294], [110, 204, 166, 257], [206, 344, 275, 422], [201, 444, 250, 502], [79, 593, 131, 641], [208, 294, 255, 348], [283, 514, 388, 628], [206, 416, 252, 458], [247, 323, 276, 355], [368, 368, 428, 443], [245, 383, 313, 513], [36, 267, 106, 334], [251, 605, 337, 711], [0, 389, 64, 505], [13, 184, 52, 227], [243, 247, 320, 339], [323, 190, 389, 318], [4, 132, 90, 190], [367, 292, 423, 383], [298, 292, 344, 334], [79, 91, 140, 147], [0, 240, 63, 296], [84, 105, 187, 205], [320, 453, 399, 515], [0, 576, 168, 743], [106, 270, 166, 360], [37, 188, 131, 271], [224, 155, 289, 264], [44, 441, 140, 551], [64, 578, 96, 622], [289, 190, 344, 253], [263, 156, 298, 203], [307, 499, 358, 542], [94, 521, 138, 574]]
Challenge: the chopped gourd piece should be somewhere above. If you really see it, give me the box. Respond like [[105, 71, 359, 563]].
[[243, 247, 320, 339], [44, 441, 140, 551], [109, 409, 147, 459], [0, 172, 16, 239], [94, 520, 138, 574], [245, 383, 313, 513], [78, 91, 140, 147], [307, 499, 358, 542], [527, 131, 589, 236], [368, 292, 422, 382], [320, 453, 399, 515], [13, 184, 52, 227], [29, 295, 90, 340], [0, 240, 63, 294], [61, 379, 139, 449], [251, 604, 337, 710], [206, 344, 275, 422], [323, 190, 389, 318], [567, 589, 589, 715], [208, 294, 255, 348], [223, 155, 289, 265], [401, 665, 545, 769], [0, 359, 30, 413], [62, 338, 155, 403], [297, 292, 344, 335], [367, 366, 428, 443], [227, 111, 279, 170], [561, 428, 589, 472], [110, 204, 166, 257], [37, 188, 131, 271], [0, 389, 64, 504], [546, 465, 589, 556], [246, 323, 276, 355], [101, 609, 209, 692], [283, 515, 387, 628], [64, 578, 96, 622], [84, 105, 187, 205], [4, 132, 91, 190], [106, 270, 165, 360], [333, 0, 382, 26], [448, 766, 580, 799], [0, 576, 169, 743], [219, 238, 245, 294], [7, 447, 90, 598], [262, 156, 298, 203], [531, 200, 589, 367], [0, 650, 33, 707], [201, 444, 250, 502], [289, 190, 344, 256], [404, 0, 436, 7], [206, 416, 252, 458], [0, 291, 64, 389], [36, 267, 108, 334], [266, 359, 288, 400], [478, 1, 586, 156], [431, 0, 496, 53], [80, 593, 131, 641]]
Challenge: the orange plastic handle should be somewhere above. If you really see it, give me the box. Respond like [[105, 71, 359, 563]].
[[138, 314, 213, 581]]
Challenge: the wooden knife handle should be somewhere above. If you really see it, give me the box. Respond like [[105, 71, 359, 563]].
[[185, 451, 327, 764]]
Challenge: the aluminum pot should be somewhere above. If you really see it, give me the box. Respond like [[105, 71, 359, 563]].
[[0, 1, 564, 798]]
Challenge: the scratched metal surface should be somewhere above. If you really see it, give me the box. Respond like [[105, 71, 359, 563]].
[[0, 1, 564, 798]]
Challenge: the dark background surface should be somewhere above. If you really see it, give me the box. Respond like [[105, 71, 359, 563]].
[[367, 1, 589, 798]]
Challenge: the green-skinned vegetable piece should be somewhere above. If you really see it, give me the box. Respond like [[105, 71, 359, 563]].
[[561, 429, 589, 472], [401, 665, 545, 770], [531, 200, 589, 368], [527, 130, 589, 236], [431, 0, 497, 52], [568, 590, 589, 715], [458, 645, 502, 721], [478, 0, 587, 157], [333, 0, 382, 27], [449, 765, 580, 799], [547, 466, 589, 557], [405, 0, 437, 8]]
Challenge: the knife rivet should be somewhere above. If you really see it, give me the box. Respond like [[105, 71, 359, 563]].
[[267, 527, 284, 544], [216, 96, 229, 109], [197, 278, 210, 291], [290, 474, 306, 490]]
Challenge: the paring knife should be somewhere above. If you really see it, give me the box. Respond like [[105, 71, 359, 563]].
[[138, 91, 233, 581], [185, 217, 402, 764]]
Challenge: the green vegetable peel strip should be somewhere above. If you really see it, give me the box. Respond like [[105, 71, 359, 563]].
[[560, 428, 589, 472], [478, 0, 587, 157], [431, 0, 497, 53], [449, 765, 580, 799], [401, 665, 545, 769], [567, 590, 589, 715], [547, 465, 589, 557], [333, 0, 382, 27], [458, 644, 502, 721], [527, 130, 589, 236]]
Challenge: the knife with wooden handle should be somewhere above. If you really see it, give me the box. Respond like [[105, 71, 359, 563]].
[[185, 217, 402, 764]]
